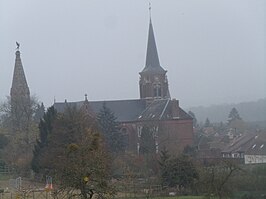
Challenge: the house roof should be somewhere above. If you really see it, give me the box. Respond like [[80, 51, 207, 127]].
[[245, 133, 266, 155], [54, 98, 192, 123], [222, 132, 266, 155], [222, 133, 255, 153]]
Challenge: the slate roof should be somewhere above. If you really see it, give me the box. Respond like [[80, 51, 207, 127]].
[[140, 19, 166, 75], [54, 98, 192, 123], [11, 50, 30, 97], [138, 99, 192, 121], [54, 99, 146, 122], [222, 132, 266, 155], [222, 133, 255, 153], [245, 133, 266, 155]]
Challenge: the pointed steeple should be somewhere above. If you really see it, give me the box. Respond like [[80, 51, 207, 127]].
[[10, 44, 31, 133], [139, 12, 170, 100], [10, 49, 30, 100], [140, 18, 166, 75]]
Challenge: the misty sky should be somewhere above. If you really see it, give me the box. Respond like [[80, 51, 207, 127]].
[[0, 0, 265, 108]]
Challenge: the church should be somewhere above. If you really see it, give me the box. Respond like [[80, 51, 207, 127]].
[[10, 16, 194, 155], [53, 17, 194, 155]]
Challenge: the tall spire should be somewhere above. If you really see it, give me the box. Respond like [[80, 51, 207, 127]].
[[139, 10, 170, 100], [10, 43, 31, 133], [10, 45, 30, 103], [140, 6, 166, 75]]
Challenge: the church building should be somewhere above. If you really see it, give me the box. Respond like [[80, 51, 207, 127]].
[[54, 17, 194, 155]]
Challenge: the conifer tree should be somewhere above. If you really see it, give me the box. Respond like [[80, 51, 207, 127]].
[[97, 103, 125, 153], [139, 126, 156, 155], [228, 107, 242, 122], [34, 106, 114, 199], [204, 118, 211, 127], [31, 106, 57, 173]]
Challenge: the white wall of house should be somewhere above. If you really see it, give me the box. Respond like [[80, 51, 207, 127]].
[[244, 155, 266, 164]]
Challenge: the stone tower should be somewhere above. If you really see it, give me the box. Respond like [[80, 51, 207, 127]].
[[10, 47, 31, 131], [139, 18, 170, 100]]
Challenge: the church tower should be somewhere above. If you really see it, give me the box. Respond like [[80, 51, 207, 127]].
[[139, 16, 170, 100], [10, 44, 31, 131]]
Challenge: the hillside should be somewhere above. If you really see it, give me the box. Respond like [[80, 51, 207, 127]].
[[187, 98, 266, 123]]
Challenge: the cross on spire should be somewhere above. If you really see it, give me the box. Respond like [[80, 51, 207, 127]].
[[149, 2, 151, 19]]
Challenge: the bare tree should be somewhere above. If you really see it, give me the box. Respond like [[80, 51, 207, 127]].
[[198, 159, 241, 199], [0, 95, 40, 175]]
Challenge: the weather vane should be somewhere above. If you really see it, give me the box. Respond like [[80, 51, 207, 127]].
[[16, 41, 20, 50]]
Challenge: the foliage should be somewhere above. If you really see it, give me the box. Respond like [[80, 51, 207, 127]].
[[139, 125, 156, 155], [159, 152, 198, 192], [197, 159, 241, 199], [31, 106, 57, 173], [0, 96, 40, 175], [138, 125, 158, 176], [0, 96, 39, 133], [3, 118, 38, 176], [183, 145, 198, 158], [0, 134, 8, 149], [204, 118, 211, 127], [227, 107, 247, 133], [34, 102, 45, 122], [228, 107, 242, 122], [158, 147, 171, 186], [36, 106, 114, 199], [97, 103, 125, 154]]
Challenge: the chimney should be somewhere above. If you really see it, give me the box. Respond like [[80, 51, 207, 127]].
[[171, 98, 179, 119]]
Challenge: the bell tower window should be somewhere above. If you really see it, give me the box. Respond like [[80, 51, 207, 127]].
[[153, 83, 161, 97]]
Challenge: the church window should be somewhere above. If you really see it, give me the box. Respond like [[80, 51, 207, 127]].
[[137, 143, 140, 155], [137, 126, 142, 137], [152, 126, 159, 138], [155, 141, 159, 154], [153, 84, 162, 97], [121, 128, 129, 150]]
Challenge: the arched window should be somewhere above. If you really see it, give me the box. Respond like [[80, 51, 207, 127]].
[[153, 83, 161, 97]]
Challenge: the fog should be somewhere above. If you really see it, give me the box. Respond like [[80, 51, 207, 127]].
[[0, 0, 265, 108]]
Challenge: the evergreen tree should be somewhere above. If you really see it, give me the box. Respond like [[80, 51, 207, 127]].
[[228, 107, 242, 122], [31, 106, 57, 173], [159, 154, 198, 191], [139, 126, 156, 155], [183, 145, 197, 157], [34, 106, 114, 199], [159, 147, 171, 186], [97, 103, 125, 153], [204, 118, 211, 127], [34, 103, 45, 122]]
